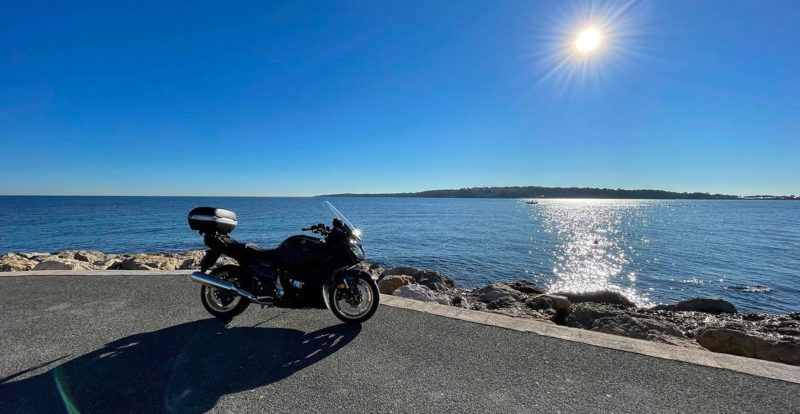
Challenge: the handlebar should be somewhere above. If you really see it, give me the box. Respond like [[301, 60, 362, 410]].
[[302, 223, 331, 235]]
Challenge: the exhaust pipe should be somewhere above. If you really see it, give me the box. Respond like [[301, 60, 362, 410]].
[[190, 271, 259, 302]]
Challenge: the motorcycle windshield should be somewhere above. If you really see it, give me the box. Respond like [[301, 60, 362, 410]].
[[324, 201, 361, 241]]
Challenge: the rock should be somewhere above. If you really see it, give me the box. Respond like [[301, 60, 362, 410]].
[[377, 275, 414, 294], [17, 252, 50, 260], [478, 283, 527, 303], [179, 258, 199, 270], [653, 297, 737, 314], [487, 296, 518, 309], [173, 250, 205, 270], [563, 303, 626, 329], [525, 295, 553, 310], [3, 249, 223, 272], [591, 314, 688, 345], [73, 250, 105, 263], [96, 259, 123, 270], [0, 253, 39, 272], [526, 294, 571, 321], [118, 259, 154, 270], [450, 293, 471, 309], [392, 284, 449, 305], [696, 327, 800, 366], [358, 262, 384, 279], [506, 280, 545, 295], [33, 260, 85, 271], [414, 270, 457, 292], [382, 266, 419, 278], [354, 262, 383, 279], [115, 254, 182, 270], [368, 266, 384, 279], [53, 250, 76, 259], [114, 258, 158, 270], [552, 290, 636, 308]]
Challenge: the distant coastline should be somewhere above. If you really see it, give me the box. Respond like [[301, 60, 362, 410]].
[[319, 186, 799, 200]]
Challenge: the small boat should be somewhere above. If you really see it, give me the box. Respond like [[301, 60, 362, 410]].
[[526, 200, 538, 205]]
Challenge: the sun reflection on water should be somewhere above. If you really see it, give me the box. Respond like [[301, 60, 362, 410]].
[[530, 199, 653, 307]]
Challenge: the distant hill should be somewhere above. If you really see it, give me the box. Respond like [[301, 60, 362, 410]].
[[319, 186, 745, 199]]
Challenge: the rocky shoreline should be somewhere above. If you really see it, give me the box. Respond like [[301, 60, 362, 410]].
[[0, 250, 236, 272], [2, 250, 798, 366]]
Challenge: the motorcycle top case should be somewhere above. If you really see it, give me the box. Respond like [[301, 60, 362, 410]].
[[188, 207, 238, 234]]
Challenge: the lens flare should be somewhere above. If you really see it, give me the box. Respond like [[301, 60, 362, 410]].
[[530, 0, 649, 95]]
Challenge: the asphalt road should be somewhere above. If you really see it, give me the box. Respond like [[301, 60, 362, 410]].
[[0, 274, 798, 414]]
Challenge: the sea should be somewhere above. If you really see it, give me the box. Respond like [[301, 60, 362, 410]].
[[1, 196, 798, 314]]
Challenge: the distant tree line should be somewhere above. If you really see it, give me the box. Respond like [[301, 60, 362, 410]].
[[319, 186, 752, 199]]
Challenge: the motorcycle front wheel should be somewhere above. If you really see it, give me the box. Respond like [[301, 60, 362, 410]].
[[328, 272, 380, 324]]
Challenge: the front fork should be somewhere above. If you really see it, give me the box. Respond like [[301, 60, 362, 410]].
[[321, 268, 358, 310]]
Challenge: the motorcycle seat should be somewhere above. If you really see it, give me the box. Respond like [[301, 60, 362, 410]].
[[244, 243, 280, 262], [221, 237, 279, 263]]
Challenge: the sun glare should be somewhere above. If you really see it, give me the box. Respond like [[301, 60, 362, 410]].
[[533, 0, 647, 94], [575, 28, 602, 53]]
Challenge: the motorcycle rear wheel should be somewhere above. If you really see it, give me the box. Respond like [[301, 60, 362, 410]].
[[200, 265, 251, 319], [328, 272, 380, 324]]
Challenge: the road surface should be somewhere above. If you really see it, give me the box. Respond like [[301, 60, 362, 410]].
[[0, 273, 798, 413]]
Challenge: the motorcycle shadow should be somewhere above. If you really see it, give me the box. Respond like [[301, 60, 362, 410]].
[[0, 319, 361, 413]]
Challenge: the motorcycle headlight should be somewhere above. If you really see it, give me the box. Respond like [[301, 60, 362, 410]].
[[349, 241, 365, 260]]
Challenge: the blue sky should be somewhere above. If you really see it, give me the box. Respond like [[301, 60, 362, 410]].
[[1, 0, 798, 196]]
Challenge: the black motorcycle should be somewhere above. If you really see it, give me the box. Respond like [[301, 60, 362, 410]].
[[187, 201, 379, 323]]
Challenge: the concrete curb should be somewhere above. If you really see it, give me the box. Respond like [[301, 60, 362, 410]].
[[380, 294, 800, 384]]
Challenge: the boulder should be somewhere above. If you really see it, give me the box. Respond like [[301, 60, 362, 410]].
[[172, 250, 205, 268], [487, 296, 518, 309], [414, 270, 456, 292], [551, 290, 636, 308], [525, 295, 552, 310], [179, 258, 199, 270], [117, 259, 154, 271], [377, 275, 414, 294], [73, 250, 105, 263], [450, 293, 471, 309], [366, 264, 384, 279], [392, 284, 449, 305], [0, 253, 39, 272], [382, 266, 419, 278], [477, 283, 527, 303], [591, 314, 687, 345], [526, 294, 571, 321], [506, 280, 545, 295], [563, 303, 626, 329], [696, 328, 800, 366], [53, 250, 77, 259], [17, 252, 51, 260], [653, 297, 737, 314], [96, 259, 123, 270], [355, 262, 383, 279], [33, 260, 85, 271], [114, 254, 181, 271]]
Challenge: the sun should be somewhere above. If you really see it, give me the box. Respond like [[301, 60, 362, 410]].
[[575, 27, 602, 53], [534, 0, 646, 92]]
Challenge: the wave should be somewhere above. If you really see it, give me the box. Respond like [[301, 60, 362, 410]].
[[725, 284, 772, 293]]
